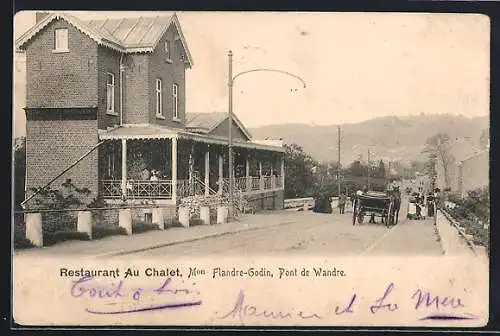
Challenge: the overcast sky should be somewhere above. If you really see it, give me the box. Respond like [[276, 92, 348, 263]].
[[13, 11, 490, 137]]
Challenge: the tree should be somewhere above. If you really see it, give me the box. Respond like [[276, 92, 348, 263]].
[[377, 160, 386, 178], [283, 143, 317, 198], [423, 133, 452, 188], [347, 160, 366, 177]]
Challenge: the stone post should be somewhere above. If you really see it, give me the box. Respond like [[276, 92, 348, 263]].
[[119, 208, 132, 235], [77, 210, 92, 239], [178, 206, 190, 227], [200, 206, 210, 225], [25, 212, 43, 247], [152, 207, 164, 229], [217, 206, 228, 224]]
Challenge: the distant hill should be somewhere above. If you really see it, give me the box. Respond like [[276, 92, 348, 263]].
[[248, 114, 489, 164]]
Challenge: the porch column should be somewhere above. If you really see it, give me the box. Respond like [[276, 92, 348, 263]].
[[121, 139, 127, 197], [259, 160, 264, 190], [271, 156, 276, 189], [189, 143, 194, 183], [246, 154, 251, 192], [204, 147, 210, 196], [171, 137, 177, 203], [280, 153, 285, 189], [218, 155, 223, 195]]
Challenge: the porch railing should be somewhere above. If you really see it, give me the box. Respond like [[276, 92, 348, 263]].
[[99, 175, 283, 199], [263, 176, 273, 190], [235, 177, 247, 191], [99, 180, 173, 199], [177, 178, 204, 198], [100, 180, 122, 198], [251, 177, 260, 191]]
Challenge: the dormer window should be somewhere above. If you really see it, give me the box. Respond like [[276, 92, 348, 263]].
[[54, 28, 69, 52], [164, 40, 172, 63]]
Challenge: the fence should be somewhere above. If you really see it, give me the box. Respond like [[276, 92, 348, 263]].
[[100, 180, 174, 199], [284, 197, 340, 209]]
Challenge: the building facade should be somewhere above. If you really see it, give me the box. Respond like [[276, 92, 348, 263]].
[[434, 138, 489, 197], [17, 12, 285, 213]]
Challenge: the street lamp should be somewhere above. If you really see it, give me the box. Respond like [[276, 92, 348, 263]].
[[227, 50, 306, 219]]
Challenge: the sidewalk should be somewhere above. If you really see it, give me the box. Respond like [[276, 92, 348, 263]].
[[14, 210, 309, 259]]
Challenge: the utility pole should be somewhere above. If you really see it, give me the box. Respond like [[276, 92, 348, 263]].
[[337, 125, 341, 197], [367, 148, 371, 190], [227, 50, 234, 219]]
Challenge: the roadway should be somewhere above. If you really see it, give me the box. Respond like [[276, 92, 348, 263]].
[[126, 198, 442, 257]]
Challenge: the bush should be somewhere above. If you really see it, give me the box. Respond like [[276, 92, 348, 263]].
[[93, 225, 128, 239], [15, 236, 35, 249], [189, 217, 204, 226], [132, 219, 160, 234], [165, 218, 183, 228], [43, 230, 90, 246], [42, 215, 77, 235], [446, 186, 489, 249], [14, 222, 35, 249]]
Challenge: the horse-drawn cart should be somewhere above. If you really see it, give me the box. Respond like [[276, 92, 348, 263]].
[[353, 191, 397, 227]]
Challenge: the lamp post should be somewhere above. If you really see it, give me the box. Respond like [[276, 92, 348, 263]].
[[227, 50, 306, 219]]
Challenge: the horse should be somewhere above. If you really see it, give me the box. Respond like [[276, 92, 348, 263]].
[[386, 188, 401, 227]]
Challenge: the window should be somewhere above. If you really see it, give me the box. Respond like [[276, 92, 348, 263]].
[[54, 28, 69, 51], [106, 146, 116, 179], [164, 40, 171, 58], [156, 79, 163, 117], [172, 84, 179, 120], [106, 73, 115, 113]]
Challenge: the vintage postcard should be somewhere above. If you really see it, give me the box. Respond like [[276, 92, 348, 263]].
[[12, 11, 490, 327]]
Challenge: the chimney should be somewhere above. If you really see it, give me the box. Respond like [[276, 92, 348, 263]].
[[36, 12, 50, 23]]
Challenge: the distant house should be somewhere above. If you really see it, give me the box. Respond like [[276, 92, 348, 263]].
[[16, 12, 285, 212], [435, 138, 489, 196]]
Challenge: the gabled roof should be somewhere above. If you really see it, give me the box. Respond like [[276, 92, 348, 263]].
[[15, 12, 194, 67], [185, 112, 253, 140]]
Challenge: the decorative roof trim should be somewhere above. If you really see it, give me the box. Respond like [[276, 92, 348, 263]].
[[98, 125, 282, 152], [123, 47, 154, 53], [184, 126, 209, 133], [15, 13, 125, 53]]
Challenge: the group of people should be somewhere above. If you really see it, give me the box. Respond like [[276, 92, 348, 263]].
[[408, 186, 438, 219], [140, 168, 163, 181]]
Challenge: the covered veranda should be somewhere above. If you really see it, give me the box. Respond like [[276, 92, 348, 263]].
[[97, 125, 285, 203]]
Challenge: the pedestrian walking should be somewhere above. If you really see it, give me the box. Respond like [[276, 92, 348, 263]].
[[338, 192, 347, 214]]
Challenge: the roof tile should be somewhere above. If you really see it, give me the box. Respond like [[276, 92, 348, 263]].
[[185, 112, 228, 132]]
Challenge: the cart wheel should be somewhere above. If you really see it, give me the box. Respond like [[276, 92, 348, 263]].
[[357, 213, 364, 224], [387, 203, 393, 227]]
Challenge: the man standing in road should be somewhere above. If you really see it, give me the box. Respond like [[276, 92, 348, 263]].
[[338, 192, 347, 214]]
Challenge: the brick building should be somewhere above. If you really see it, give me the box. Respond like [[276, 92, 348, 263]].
[[16, 12, 285, 212]]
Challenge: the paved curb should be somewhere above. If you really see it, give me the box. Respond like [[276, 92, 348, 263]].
[[92, 219, 300, 258], [435, 210, 476, 256]]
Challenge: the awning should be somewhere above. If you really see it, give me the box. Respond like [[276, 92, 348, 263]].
[[98, 125, 285, 152]]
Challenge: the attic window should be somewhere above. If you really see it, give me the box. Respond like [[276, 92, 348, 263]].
[[54, 29, 69, 52], [164, 40, 172, 63]]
